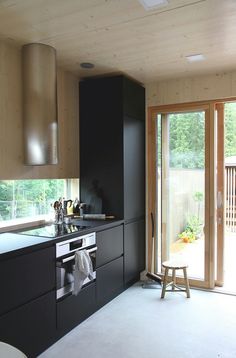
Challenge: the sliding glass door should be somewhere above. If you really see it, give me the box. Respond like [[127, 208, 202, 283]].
[[148, 104, 214, 288], [216, 101, 236, 293]]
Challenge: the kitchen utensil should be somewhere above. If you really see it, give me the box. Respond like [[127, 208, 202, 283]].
[[64, 216, 72, 224], [73, 214, 115, 220]]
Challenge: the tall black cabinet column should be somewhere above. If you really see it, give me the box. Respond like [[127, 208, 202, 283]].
[[79, 75, 145, 286], [123, 78, 146, 286], [80, 76, 123, 218]]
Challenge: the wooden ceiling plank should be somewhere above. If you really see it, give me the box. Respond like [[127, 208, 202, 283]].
[[0, 0, 236, 82]]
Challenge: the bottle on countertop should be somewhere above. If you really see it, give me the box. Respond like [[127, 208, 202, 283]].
[[66, 200, 73, 215], [79, 203, 86, 216], [73, 197, 80, 214]]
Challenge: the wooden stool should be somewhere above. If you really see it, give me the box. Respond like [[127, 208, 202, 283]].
[[161, 260, 190, 298]]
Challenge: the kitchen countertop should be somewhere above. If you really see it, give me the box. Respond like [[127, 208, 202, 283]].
[[0, 219, 124, 260]]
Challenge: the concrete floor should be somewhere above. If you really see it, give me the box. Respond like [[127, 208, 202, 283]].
[[39, 283, 236, 358]]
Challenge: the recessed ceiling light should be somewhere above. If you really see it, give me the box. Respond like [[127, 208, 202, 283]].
[[80, 62, 94, 69], [186, 54, 206, 63], [139, 0, 169, 11]]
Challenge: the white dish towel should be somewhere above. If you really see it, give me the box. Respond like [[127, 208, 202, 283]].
[[73, 249, 94, 295]]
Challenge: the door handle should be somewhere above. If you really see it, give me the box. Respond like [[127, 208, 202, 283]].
[[151, 212, 154, 238]]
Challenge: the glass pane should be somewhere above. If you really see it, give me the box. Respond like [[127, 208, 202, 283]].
[[224, 102, 236, 291], [157, 114, 162, 273], [0, 179, 75, 223], [157, 111, 205, 280]]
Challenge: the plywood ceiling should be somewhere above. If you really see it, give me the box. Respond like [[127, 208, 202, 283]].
[[0, 0, 236, 83]]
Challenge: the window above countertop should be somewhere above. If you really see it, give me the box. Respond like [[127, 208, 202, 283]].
[[0, 215, 48, 233], [0, 179, 79, 232]]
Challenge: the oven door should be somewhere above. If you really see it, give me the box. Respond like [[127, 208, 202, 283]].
[[56, 246, 97, 300]]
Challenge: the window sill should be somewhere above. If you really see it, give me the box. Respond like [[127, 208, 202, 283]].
[[0, 215, 52, 233]]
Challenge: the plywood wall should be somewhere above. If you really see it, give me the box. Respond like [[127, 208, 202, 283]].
[[146, 71, 236, 107], [0, 40, 79, 180]]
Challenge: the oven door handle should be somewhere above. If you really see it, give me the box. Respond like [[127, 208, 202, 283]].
[[87, 247, 97, 253], [61, 247, 97, 263]]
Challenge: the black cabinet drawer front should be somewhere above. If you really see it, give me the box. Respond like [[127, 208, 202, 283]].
[[96, 225, 123, 268], [0, 246, 55, 316], [57, 283, 96, 335], [0, 291, 56, 358], [97, 256, 124, 305]]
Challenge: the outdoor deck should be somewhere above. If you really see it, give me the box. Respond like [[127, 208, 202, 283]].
[[170, 231, 236, 292]]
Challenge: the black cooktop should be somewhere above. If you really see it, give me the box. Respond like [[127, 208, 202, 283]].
[[18, 223, 90, 238]]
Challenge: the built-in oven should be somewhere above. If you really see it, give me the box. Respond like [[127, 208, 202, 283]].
[[56, 232, 96, 300]]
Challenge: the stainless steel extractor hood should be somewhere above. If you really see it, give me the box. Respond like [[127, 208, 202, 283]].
[[22, 43, 58, 165]]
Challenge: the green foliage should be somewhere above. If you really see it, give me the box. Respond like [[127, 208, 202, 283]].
[[193, 191, 204, 220], [157, 114, 162, 167], [0, 179, 65, 220], [178, 230, 195, 243], [157, 103, 236, 169], [225, 102, 236, 157], [185, 215, 203, 235], [193, 191, 204, 202], [178, 215, 203, 243], [169, 112, 205, 169]]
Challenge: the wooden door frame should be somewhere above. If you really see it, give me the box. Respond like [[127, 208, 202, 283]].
[[147, 107, 157, 273], [215, 103, 225, 286], [147, 101, 216, 289]]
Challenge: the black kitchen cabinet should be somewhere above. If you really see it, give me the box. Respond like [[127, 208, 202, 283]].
[[123, 76, 145, 121], [57, 224, 124, 338], [0, 291, 56, 358], [124, 116, 145, 221], [79, 75, 145, 222], [96, 256, 124, 306], [0, 245, 56, 357], [96, 225, 123, 268], [57, 282, 96, 336], [0, 246, 55, 316], [124, 219, 145, 286]]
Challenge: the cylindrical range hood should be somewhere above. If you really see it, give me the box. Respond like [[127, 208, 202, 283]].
[[22, 43, 58, 165]]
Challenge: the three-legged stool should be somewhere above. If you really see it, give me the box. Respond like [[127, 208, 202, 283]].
[[161, 260, 190, 298]]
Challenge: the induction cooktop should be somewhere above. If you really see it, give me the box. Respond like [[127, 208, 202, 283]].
[[18, 223, 90, 238]]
